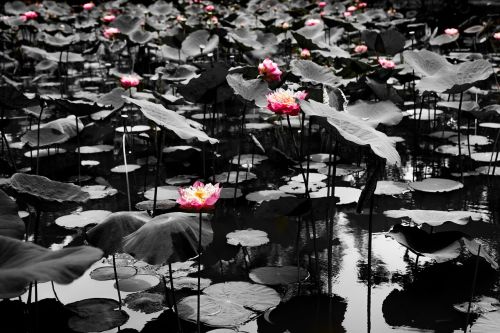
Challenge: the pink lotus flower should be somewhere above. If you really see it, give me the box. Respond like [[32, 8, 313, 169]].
[[205, 5, 215, 12], [210, 16, 219, 25], [83, 2, 95, 10], [281, 22, 290, 30], [258, 58, 282, 82], [318, 1, 327, 8], [300, 48, 311, 59], [177, 181, 221, 210], [378, 58, 395, 69], [103, 27, 120, 39], [120, 75, 140, 89], [347, 5, 357, 11], [266, 89, 307, 116], [305, 18, 321, 26], [343, 11, 352, 17], [176, 15, 187, 23], [21, 11, 38, 21], [354, 44, 368, 54], [444, 28, 459, 36], [494, 32, 500, 40], [357, 2, 368, 8], [102, 15, 116, 23]]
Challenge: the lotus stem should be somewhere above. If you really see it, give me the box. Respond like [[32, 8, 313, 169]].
[[464, 244, 481, 332], [234, 101, 247, 201], [286, 115, 309, 198], [122, 134, 132, 211], [153, 130, 164, 217], [168, 263, 183, 333], [51, 281, 60, 303], [75, 116, 81, 185], [112, 254, 123, 310], [327, 138, 338, 296], [35, 103, 44, 175], [457, 92, 464, 181], [296, 217, 302, 295]]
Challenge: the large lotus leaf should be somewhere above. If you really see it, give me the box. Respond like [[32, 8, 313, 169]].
[[346, 100, 403, 127], [312, 46, 351, 60], [181, 30, 219, 58], [249, 266, 309, 285], [41, 115, 84, 138], [0, 235, 103, 298], [0, 84, 36, 109], [66, 298, 129, 332], [374, 181, 412, 196], [365, 78, 404, 105], [384, 209, 486, 226], [290, 60, 340, 87], [90, 88, 126, 121], [204, 281, 280, 312], [9, 173, 89, 211], [403, 49, 451, 77], [123, 212, 213, 265], [159, 44, 187, 62], [362, 29, 405, 55], [300, 100, 400, 165], [111, 14, 142, 35], [4, 1, 28, 14], [387, 225, 498, 269], [226, 73, 270, 108], [125, 97, 218, 144], [129, 30, 156, 44], [21, 128, 69, 147], [177, 294, 254, 327], [21, 46, 84, 63], [416, 59, 492, 93], [409, 178, 463, 193], [159, 64, 198, 83], [177, 63, 230, 104], [86, 211, 151, 256], [42, 32, 78, 47], [50, 98, 113, 117], [0, 190, 24, 239], [291, 29, 327, 51]]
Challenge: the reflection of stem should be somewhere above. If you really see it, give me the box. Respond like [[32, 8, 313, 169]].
[[234, 102, 247, 201], [168, 263, 183, 333], [112, 254, 122, 310], [286, 115, 309, 198], [197, 212, 202, 333], [464, 244, 481, 332], [122, 134, 131, 211], [35, 104, 44, 175], [367, 194, 374, 333]]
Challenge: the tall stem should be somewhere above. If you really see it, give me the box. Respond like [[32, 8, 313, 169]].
[[197, 211, 202, 333], [153, 130, 164, 216], [457, 92, 464, 181], [122, 134, 132, 211], [112, 254, 122, 310], [169, 263, 183, 333]]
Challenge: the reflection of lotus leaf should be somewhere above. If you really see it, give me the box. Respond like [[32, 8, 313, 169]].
[[375, 181, 412, 196], [90, 266, 137, 281], [226, 229, 269, 247]]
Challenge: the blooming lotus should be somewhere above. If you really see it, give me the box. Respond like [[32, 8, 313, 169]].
[[21, 11, 38, 21], [282, 22, 290, 30], [347, 5, 357, 11], [378, 58, 395, 69], [205, 5, 215, 12], [318, 1, 327, 8], [343, 11, 352, 17], [357, 2, 368, 8], [177, 181, 221, 210], [102, 15, 116, 23], [266, 89, 307, 116], [444, 28, 459, 36], [493, 32, 500, 40], [300, 48, 311, 59], [120, 76, 140, 89], [210, 16, 219, 25], [354, 44, 368, 54], [258, 58, 282, 82], [305, 18, 321, 26], [83, 2, 95, 10], [103, 27, 120, 39]]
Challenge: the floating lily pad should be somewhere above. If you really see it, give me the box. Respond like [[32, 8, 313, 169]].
[[453, 296, 499, 314], [435, 145, 476, 156], [114, 274, 160, 292], [449, 135, 490, 146], [78, 145, 114, 154], [66, 298, 129, 333], [374, 181, 412, 196], [231, 154, 268, 166], [219, 187, 243, 199], [156, 260, 200, 279], [279, 181, 326, 194], [165, 175, 197, 185], [318, 164, 365, 176], [214, 171, 257, 184], [23, 148, 67, 158], [90, 266, 137, 281], [124, 292, 165, 314], [384, 209, 486, 226], [249, 266, 309, 285], [81, 185, 118, 200], [55, 210, 111, 229], [144, 186, 180, 201], [226, 229, 269, 247], [409, 178, 463, 193], [135, 200, 177, 211], [470, 152, 499, 163], [245, 190, 294, 203], [110, 164, 141, 173], [310, 186, 361, 205], [168, 276, 212, 290]]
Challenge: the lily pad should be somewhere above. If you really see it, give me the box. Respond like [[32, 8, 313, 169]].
[[144, 186, 180, 201], [374, 181, 412, 196], [90, 266, 137, 281], [114, 274, 160, 292], [66, 298, 129, 332], [249, 266, 309, 285], [409, 178, 464, 193], [226, 229, 269, 247], [384, 209, 486, 226], [124, 292, 165, 314], [55, 210, 112, 229], [246, 190, 294, 203]]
